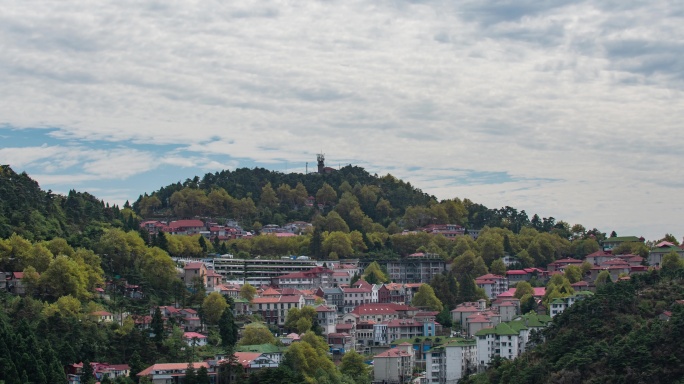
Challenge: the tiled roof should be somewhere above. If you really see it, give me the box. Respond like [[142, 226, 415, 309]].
[[138, 362, 209, 376], [374, 347, 412, 358], [183, 332, 207, 339]]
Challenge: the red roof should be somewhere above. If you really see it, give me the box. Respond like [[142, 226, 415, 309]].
[[184, 262, 206, 270], [183, 332, 207, 339], [506, 270, 528, 275], [168, 220, 205, 229], [374, 347, 412, 358], [138, 362, 209, 376], [351, 303, 416, 316]]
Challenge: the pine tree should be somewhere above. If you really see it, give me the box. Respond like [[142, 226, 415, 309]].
[[151, 307, 165, 346], [184, 362, 197, 384], [218, 308, 238, 350], [81, 360, 96, 384]]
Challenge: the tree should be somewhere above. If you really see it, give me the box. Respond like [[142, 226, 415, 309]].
[[322, 231, 353, 258], [411, 284, 443, 312], [196, 366, 210, 384], [283, 331, 339, 383], [259, 183, 279, 209], [340, 349, 370, 383], [363, 261, 389, 284], [514, 281, 533, 299], [39, 255, 90, 300], [202, 292, 228, 325], [240, 283, 257, 302], [218, 307, 238, 350], [238, 323, 276, 346], [451, 250, 488, 278], [661, 251, 684, 271], [595, 270, 612, 288], [184, 363, 197, 384], [315, 183, 338, 207], [490, 258, 506, 276], [564, 265, 583, 284], [81, 360, 96, 384], [151, 307, 165, 346]]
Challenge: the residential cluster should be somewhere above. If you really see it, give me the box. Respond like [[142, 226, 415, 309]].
[[4, 230, 684, 384]]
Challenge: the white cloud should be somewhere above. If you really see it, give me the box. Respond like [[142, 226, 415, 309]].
[[1, 0, 683, 240]]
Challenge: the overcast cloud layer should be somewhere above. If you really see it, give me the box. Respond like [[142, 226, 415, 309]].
[[1, 0, 683, 241]]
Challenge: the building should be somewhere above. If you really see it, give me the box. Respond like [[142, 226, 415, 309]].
[[183, 262, 209, 286], [360, 256, 446, 284], [316, 304, 338, 335], [602, 236, 643, 251], [549, 291, 594, 318], [271, 266, 335, 290], [212, 257, 318, 286], [426, 339, 477, 384], [137, 362, 215, 384], [316, 287, 344, 312], [475, 274, 509, 299], [648, 241, 684, 267], [373, 343, 415, 384], [250, 295, 305, 327]]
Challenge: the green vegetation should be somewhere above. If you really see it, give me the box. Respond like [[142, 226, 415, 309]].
[[462, 267, 684, 384]]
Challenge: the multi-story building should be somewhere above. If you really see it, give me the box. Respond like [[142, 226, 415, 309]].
[[316, 287, 344, 311], [426, 339, 477, 384], [212, 257, 318, 285], [373, 343, 415, 384], [250, 295, 304, 327], [475, 274, 508, 299], [315, 304, 338, 335], [360, 256, 446, 284], [271, 266, 334, 290]]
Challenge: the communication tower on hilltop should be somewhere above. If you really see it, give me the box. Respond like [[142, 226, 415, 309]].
[[317, 153, 325, 174]]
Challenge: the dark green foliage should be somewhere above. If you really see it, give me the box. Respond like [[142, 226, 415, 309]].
[[467, 269, 684, 384], [0, 310, 66, 384], [184, 362, 197, 384], [196, 366, 210, 384], [152, 307, 165, 346], [0, 165, 126, 243], [218, 307, 238, 350]]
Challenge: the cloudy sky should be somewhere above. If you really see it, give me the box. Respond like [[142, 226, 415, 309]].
[[1, 1, 683, 241]]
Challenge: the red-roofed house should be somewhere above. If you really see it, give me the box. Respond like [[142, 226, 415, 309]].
[[547, 258, 583, 273], [165, 220, 205, 235], [475, 274, 509, 299], [378, 283, 406, 304], [350, 303, 418, 323], [89, 311, 114, 323], [183, 332, 208, 347], [373, 343, 415, 383], [183, 262, 208, 286], [450, 300, 488, 326], [137, 362, 213, 383]]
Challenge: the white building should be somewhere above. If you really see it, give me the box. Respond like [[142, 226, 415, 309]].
[[373, 343, 415, 383], [426, 339, 477, 384]]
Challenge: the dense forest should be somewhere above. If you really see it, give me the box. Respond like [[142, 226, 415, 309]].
[[462, 268, 684, 384]]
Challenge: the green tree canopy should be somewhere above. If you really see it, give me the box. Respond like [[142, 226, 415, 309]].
[[411, 284, 444, 312]]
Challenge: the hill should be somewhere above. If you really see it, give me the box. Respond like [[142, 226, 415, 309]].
[[0, 164, 137, 246], [463, 268, 684, 384]]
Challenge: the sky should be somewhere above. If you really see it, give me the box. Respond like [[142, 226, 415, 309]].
[[1, 1, 683, 242]]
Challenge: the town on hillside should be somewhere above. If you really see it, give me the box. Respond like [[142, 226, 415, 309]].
[[3, 215, 684, 384]]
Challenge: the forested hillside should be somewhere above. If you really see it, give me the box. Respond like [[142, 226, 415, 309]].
[[0, 165, 139, 247], [133, 165, 599, 238], [463, 268, 684, 384]]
